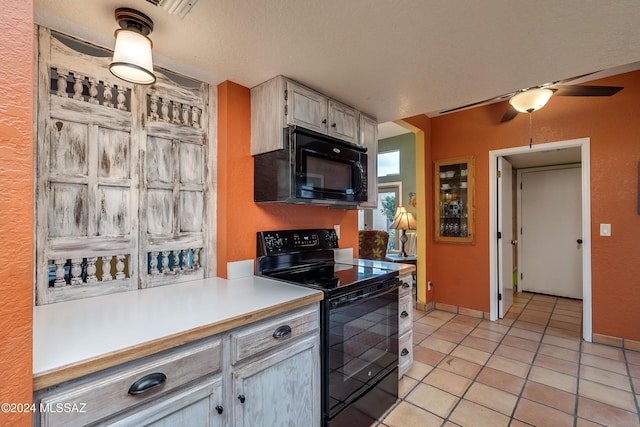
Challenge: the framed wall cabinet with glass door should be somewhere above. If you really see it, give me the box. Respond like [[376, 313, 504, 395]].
[[434, 156, 475, 244]]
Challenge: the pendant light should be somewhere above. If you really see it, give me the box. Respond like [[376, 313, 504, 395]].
[[109, 8, 156, 85]]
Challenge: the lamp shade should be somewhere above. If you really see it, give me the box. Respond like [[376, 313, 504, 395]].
[[509, 88, 553, 113], [110, 29, 155, 84], [390, 207, 416, 230]]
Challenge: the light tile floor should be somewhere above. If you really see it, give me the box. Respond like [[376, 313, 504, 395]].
[[377, 292, 640, 426]]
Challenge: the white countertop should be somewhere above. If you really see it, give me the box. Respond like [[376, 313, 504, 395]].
[[33, 275, 323, 390], [33, 259, 412, 390]]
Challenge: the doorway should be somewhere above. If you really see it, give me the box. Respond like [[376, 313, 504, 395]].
[[489, 138, 593, 341], [361, 182, 403, 251], [518, 165, 583, 299]]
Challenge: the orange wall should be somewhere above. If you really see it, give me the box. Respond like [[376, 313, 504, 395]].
[[428, 71, 640, 341], [216, 81, 358, 278], [0, 1, 34, 424]]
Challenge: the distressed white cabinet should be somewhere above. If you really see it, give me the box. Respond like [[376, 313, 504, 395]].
[[230, 304, 321, 427], [398, 272, 414, 378], [34, 304, 320, 427], [35, 338, 223, 427], [232, 337, 319, 427], [327, 99, 359, 144], [251, 76, 363, 154], [286, 80, 328, 134], [107, 378, 224, 427], [358, 113, 379, 208]]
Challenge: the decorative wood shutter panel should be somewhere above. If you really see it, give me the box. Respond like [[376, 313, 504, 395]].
[[35, 28, 212, 304]]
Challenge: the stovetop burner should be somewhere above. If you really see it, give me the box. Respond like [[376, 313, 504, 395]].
[[256, 229, 398, 296], [267, 262, 396, 292]]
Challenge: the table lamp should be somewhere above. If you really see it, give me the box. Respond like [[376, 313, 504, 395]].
[[390, 207, 416, 257]]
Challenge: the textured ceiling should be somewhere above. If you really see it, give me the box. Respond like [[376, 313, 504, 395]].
[[35, 0, 640, 123]]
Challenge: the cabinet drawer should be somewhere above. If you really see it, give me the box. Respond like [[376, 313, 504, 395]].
[[398, 275, 413, 298], [230, 305, 319, 364], [39, 338, 221, 426], [399, 293, 413, 333], [398, 331, 413, 378]]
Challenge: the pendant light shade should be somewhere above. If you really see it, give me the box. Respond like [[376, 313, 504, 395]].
[[509, 88, 553, 113], [109, 8, 156, 85]]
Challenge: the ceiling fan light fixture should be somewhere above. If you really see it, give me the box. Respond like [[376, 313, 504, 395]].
[[109, 8, 156, 85], [509, 88, 553, 113]]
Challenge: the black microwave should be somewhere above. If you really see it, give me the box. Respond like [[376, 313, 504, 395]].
[[254, 126, 368, 207]]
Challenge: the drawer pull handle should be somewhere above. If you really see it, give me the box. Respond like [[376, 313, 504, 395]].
[[400, 310, 409, 318], [216, 405, 224, 415], [401, 348, 410, 357], [273, 325, 292, 339], [128, 372, 167, 395], [402, 283, 410, 289], [238, 394, 246, 404]]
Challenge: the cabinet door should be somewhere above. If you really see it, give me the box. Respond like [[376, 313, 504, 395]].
[[106, 377, 224, 427], [328, 100, 359, 144], [434, 156, 475, 244], [358, 114, 378, 208], [233, 336, 320, 427], [286, 81, 327, 133]]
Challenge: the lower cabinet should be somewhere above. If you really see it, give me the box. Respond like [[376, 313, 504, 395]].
[[107, 377, 224, 427], [34, 303, 320, 427], [398, 272, 414, 378], [232, 336, 319, 427]]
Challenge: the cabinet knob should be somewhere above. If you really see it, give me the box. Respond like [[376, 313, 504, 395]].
[[331, 122, 337, 128], [577, 239, 583, 244], [238, 394, 246, 404], [322, 119, 327, 124], [400, 310, 409, 318], [402, 282, 410, 289], [127, 372, 167, 395], [215, 405, 224, 415], [401, 348, 410, 357]]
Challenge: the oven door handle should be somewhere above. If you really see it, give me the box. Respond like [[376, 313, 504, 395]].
[[330, 282, 399, 308]]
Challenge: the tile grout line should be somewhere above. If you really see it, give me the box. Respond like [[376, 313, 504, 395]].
[[622, 347, 640, 425], [381, 295, 604, 426]]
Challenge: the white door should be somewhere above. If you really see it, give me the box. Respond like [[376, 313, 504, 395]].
[[498, 158, 514, 317], [520, 166, 582, 299]]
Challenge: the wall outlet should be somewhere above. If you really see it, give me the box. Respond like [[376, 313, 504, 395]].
[[427, 281, 432, 290], [334, 224, 340, 239], [600, 223, 611, 237]]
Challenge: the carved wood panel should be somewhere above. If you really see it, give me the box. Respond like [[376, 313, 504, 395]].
[[35, 27, 214, 304]]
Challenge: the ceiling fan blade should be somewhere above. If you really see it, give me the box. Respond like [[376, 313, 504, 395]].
[[553, 85, 623, 97], [500, 105, 519, 123], [439, 93, 512, 115]]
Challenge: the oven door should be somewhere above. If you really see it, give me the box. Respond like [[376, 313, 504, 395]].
[[325, 279, 399, 424]]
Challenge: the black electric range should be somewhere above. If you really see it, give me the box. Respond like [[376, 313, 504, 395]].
[[257, 229, 400, 427]]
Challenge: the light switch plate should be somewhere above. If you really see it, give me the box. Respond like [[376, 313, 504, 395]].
[[600, 223, 611, 236], [334, 224, 340, 239]]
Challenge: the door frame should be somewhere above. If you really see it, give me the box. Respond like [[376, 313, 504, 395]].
[[488, 137, 592, 341]]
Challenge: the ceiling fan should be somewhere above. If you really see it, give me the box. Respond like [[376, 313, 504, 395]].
[[439, 73, 623, 122]]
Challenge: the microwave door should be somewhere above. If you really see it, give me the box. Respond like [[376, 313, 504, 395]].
[[298, 150, 357, 200]]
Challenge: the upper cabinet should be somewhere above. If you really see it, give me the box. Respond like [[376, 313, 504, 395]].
[[434, 156, 475, 244], [251, 76, 364, 155], [327, 99, 359, 144], [359, 114, 378, 208]]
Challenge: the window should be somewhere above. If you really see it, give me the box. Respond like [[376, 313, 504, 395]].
[[377, 150, 400, 177], [361, 182, 402, 251]]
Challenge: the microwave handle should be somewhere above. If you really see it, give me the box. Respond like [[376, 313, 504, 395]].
[[355, 161, 367, 197]]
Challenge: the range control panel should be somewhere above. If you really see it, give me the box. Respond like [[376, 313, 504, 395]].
[[257, 229, 339, 256]]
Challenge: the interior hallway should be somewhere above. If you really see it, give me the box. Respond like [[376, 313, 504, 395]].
[[377, 292, 640, 426]]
